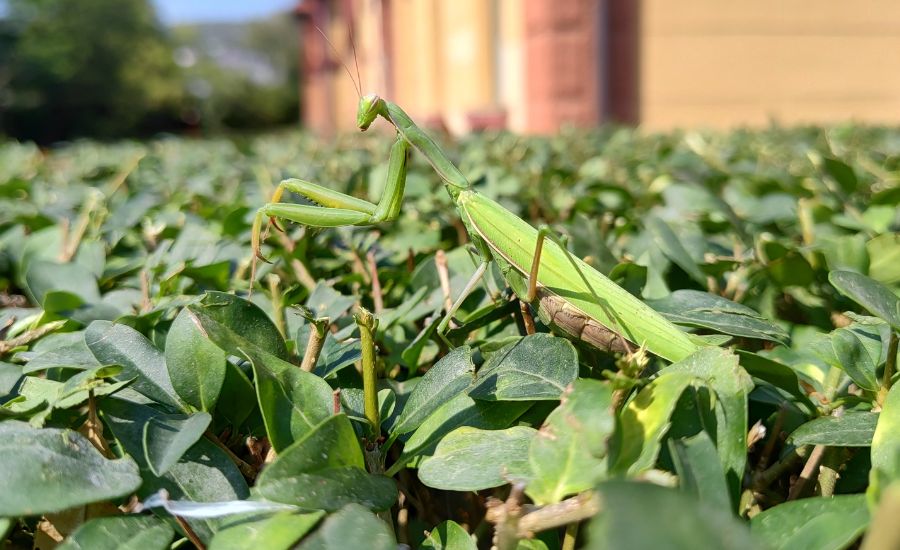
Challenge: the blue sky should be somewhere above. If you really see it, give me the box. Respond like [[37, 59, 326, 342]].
[[152, 0, 297, 24]]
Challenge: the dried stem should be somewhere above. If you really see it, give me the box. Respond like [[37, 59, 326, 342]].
[[274, 229, 317, 290], [519, 301, 536, 335], [300, 316, 329, 372], [435, 250, 453, 314], [753, 445, 810, 491], [173, 514, 206, 550], [756, 404, 787, 471], [204, 431, 257, 481], [0, 320, 66, 355], [787, 444, 826, 500]]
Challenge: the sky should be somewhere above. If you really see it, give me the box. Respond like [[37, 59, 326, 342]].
[[152, 0, 297, 25]]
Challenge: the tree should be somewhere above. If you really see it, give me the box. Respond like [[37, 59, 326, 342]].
[[2, 0, 185, 142]]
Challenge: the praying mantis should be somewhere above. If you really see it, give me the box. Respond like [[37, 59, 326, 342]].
[[252, 94, 701, 363]]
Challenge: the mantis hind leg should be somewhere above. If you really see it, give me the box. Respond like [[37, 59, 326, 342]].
[[524, 225, 633, 354]]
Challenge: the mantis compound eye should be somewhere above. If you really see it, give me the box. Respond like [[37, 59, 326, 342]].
[[357, 93, 381, 130]]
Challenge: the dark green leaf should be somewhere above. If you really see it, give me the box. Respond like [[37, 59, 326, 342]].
[[527, 379, 615, 504], [468, 334, 578, 401], [589, 481, 759, 549], [647, 217, 707, 285], [829, 270, 900, 331], [392, 346, 475, 436], [256, 414, 396, 511], [58, 515, 174, 550], [297, 503, 395, 550], [421, 521, 476, 550], [418, 426, 535, 491], [100, 398, 249, 542], [788, 413, 878, 447], [210, 512, 324, 550], [142, 412, 212, 476], [165, 308, 227, 412], [750, 494, 868, 550], [669, 432, 730, 512], [649, 290, 789, 343], [188, 292, 289, 360], [85, 320, 184, 410], [392, 393, 531, 473], [242, 346, 333, 452], [0, 421, 141, 516]]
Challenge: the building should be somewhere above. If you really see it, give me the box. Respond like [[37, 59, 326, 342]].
[[296, 0, 900, 135]]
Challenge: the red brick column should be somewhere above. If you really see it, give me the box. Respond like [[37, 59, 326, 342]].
[[295, 0, 335, 136], [523, 0, 602, 133]]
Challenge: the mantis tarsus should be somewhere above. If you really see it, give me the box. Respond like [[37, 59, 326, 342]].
[[252, 94, 701, 363]]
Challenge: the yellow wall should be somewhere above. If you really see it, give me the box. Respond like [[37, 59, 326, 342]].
[[389, 0, 500, 133], [640, 0, 900, 129]]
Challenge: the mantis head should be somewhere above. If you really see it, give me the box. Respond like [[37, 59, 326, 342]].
[[357, 93, 382, 131]]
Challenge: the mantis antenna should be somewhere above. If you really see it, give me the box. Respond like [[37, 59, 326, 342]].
[[313, 24, 362, 98]]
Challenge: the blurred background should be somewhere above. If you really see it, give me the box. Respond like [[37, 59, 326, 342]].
[[2, 0, 900, 143]]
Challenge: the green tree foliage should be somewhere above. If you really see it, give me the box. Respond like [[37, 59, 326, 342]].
[[2, 0, 185, 142], [172, 14, 300, 131]]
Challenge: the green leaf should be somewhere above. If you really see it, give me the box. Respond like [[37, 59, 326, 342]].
[[256, 414, 396, 511], [25, 260, 101, 306], [421, 520, 476, 550], [788, 412, 878, 447], [305, 283, 356, 321], [649, 290, 789, 343], [392, 346, 475, 437], [610, 371, 694, 475], [418, 426, 535, 491], [829, 270, 900, 331], [311, 333, 361, 378], [870, 384, 900, 502], [217, 360, 257, 428], [737, 350, 815, 409], [165, 308, 227, 412], [210, 512, 324, 550], [100, 398, 249, 542], [822, 156, 859, 194], [392, 393, 531, 473], [867, 233, 900, 285], [297, 503, 395, 550], [589, 481, 759, 549], [526, 379, 615, 505], [21, 331, 101, 373], [242, 346, 333, 452], [647, 217, 708, 286], [830, 325, 882, 391], [750, 494, 869, 550], [85, 320, 184, 410], [667, 347, 752, 502], [468, 334, 578, 401], [668, 432, 730, 513], [58, 515, 174, 550], [142, 411, 212, 476], [0, 421, 141, 516], [188, 291, 289, 360]]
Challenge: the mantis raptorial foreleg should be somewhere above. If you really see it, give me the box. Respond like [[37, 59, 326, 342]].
[[250, 135, 410, 285]]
